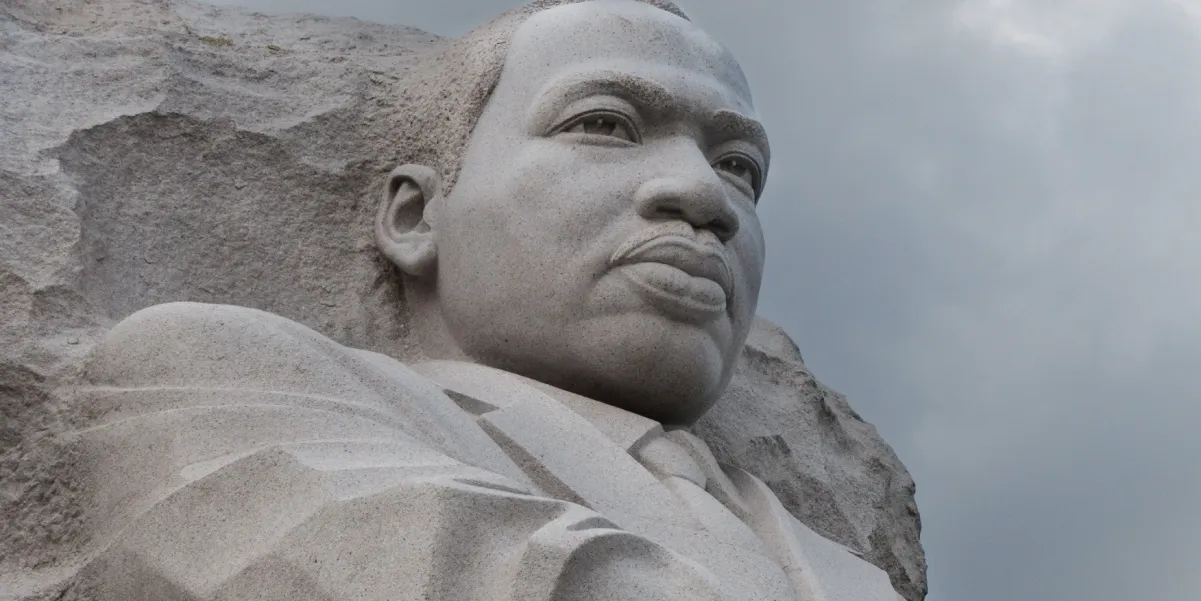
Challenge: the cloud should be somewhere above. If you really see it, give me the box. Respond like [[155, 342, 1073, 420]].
[[211, 0, 1201, 598], [951, 0, 1132, 57], [677, 0, 1201, 599]]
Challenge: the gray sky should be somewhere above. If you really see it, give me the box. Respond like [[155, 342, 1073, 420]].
[[210, 0, 1201, 599]]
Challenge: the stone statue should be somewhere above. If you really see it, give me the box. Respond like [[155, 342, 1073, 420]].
[[47, 0, 904, 599]]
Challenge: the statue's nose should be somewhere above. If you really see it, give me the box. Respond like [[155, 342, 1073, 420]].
[[634, 149, 740, 243]]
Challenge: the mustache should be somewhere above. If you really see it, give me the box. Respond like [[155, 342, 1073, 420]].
[[608, 222, 734, 297]]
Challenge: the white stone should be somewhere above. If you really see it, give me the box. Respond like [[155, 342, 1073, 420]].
[[0, 0, 925, 599], [66, 301, 900, 600]]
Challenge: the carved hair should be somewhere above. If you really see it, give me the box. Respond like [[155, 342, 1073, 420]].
[[370, 0, 691, 321], [389, 0, 690, 194]]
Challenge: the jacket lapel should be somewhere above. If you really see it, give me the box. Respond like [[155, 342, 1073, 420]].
[[412, 361, 696, 531]]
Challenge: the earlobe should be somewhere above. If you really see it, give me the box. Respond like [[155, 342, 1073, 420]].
[[376, 164, 440, 279]]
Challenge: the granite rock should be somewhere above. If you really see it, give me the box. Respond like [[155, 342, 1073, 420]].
[[696, 320, 928, 601], [0, 1, 925, 598]]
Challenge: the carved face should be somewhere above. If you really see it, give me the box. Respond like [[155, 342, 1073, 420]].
[[432, 0, 768, 424]]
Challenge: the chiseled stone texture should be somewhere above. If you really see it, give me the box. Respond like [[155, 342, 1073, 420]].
[[0, 1, 926, 599], [697, 320, 927, 601]]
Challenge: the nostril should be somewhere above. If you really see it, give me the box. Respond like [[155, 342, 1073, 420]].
[[635, 177, 739, 240]]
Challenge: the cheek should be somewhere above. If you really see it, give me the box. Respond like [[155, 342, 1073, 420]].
[[444, 144, 641, 289], [732, 218, 766, 307], [506, 143, 642, 236]]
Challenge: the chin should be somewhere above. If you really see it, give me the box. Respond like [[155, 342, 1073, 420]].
[[561, 313, 737, 424], [602, 368, 728, 425], [462, 310, 742, 424]]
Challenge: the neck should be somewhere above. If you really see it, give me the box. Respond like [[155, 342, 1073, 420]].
[[413, 359, 668, 453], [404, 281, 473, 362]]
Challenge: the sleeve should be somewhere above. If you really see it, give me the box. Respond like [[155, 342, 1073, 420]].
[[70, 303, 723, 601]]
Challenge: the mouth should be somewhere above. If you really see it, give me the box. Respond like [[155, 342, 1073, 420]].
[[609, 234, 734, 323]]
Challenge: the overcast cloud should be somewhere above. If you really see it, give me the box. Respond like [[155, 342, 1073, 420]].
[[207, 0, 1201, 598]]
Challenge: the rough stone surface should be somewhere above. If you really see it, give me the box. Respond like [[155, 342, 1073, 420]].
[[696, 320, 927, 601], [0, 1, 926, 599]]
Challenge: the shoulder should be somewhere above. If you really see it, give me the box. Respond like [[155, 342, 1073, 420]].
[[84, 302, 332, 387], [80, 301, 450, 433], [79, 302, 525, 478]]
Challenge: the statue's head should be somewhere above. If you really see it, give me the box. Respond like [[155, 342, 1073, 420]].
[[376, 0, 770, 425]]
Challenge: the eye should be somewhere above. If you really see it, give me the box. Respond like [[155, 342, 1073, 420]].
[[714, 154, 760, 194], [558, 112, 638, 143]]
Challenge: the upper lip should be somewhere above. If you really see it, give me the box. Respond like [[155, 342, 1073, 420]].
[[609, 230, 734, 300]]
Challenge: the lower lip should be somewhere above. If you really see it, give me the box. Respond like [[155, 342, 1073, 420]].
[[615, 262, 728, 322]]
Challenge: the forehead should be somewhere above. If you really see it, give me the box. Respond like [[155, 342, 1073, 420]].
[[502, 1, 756, 114]]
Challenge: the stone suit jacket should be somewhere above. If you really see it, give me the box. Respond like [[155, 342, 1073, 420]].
[[69, 302, 901, 601]]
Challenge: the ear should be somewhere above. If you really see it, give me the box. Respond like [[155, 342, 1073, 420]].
[[375, 164, 440, 279]]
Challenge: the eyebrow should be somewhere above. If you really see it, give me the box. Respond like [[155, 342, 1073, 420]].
[[534, 69, 676, 114], [712, 109, 771, 166], [534, 69, 771, 162]]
